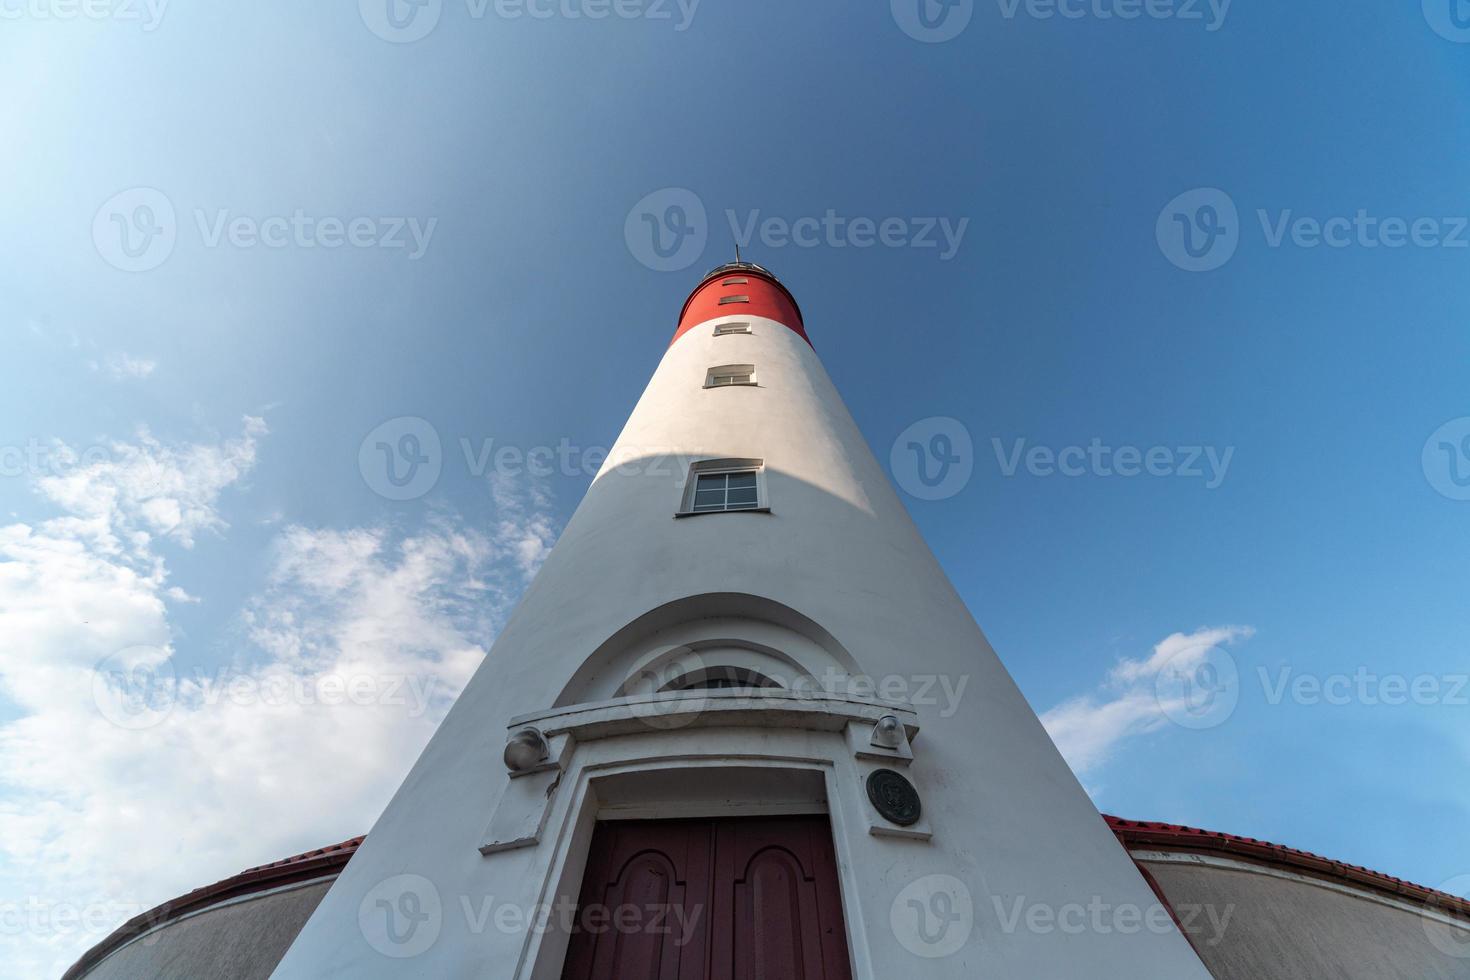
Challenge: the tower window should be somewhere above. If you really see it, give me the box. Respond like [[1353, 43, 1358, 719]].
[[691, 471, 760, 513], [705, 364, 756, 387], [714, 322, 752, 336], [721, 277, 749, 286], [718, 295, 750, 305], [677, 459, 767, 516]]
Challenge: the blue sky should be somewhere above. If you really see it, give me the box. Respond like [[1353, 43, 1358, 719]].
[[3, 1, 1470, 974]]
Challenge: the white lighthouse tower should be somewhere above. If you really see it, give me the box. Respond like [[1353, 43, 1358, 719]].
[[272, 264, 1212, 979]]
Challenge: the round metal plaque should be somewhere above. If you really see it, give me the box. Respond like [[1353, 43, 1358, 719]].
[[866, 768, 922, 827]]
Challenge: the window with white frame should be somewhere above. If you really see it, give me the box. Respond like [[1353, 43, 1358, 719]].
[[705, 364, 756, 387], [679, 459, 766, 515], [714, 322, 752, 336], [718, 295, 750, 306]]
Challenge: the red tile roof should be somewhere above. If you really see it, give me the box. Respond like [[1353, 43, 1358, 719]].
[[240, 836, 365, 875], [1105, 815, 1470, 919]]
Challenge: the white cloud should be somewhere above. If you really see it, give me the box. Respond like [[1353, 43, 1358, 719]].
[[34, 419, 264, 552], [89, 353, 157, 381], [489, 474, 557, 576], [0, 423, 558, 979], [1041, 626, 1255, 776]]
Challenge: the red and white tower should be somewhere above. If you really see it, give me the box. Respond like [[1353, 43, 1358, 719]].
[[272, 265, 1211, 979]]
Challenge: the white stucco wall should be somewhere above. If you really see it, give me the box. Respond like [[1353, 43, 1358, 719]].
[[272, 303, 1211, 979]]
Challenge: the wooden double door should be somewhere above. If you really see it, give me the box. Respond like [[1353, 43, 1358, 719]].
[[561, 815, 854, 980]]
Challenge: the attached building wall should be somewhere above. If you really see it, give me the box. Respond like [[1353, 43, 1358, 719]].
[[1141, 855, 1470, 980], [75, 881, 332, 980], [68, 842, 1470, 979]]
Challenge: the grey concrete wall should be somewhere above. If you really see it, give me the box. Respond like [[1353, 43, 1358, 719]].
[[78, 882, 331, 980], [1142, 859, 1470, 980]]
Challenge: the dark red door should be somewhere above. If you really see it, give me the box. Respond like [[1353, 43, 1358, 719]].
[[561, 816, 853, 980]]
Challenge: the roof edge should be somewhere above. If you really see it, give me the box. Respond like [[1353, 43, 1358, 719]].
[[1105, 815, 1470, 921]]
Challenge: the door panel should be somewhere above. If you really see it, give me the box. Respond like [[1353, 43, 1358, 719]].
[[735, 848, 815, 980], [561, 820, 713, 980], [562, 816, 852, 980]]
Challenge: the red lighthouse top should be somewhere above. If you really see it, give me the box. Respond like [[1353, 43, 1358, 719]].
[[674, 262, 809, 346]]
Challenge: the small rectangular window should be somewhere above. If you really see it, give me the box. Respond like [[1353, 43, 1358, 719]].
[[693, 473, 761, 512], [714, 322, 752, 336], [718, 295, 750, 306], [678, 459, 767, 516], [705, 364, 756, 387], [721, 277, 749, 286]]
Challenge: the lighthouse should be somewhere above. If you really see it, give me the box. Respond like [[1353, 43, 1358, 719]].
[[270, 263, 1212, 979]]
